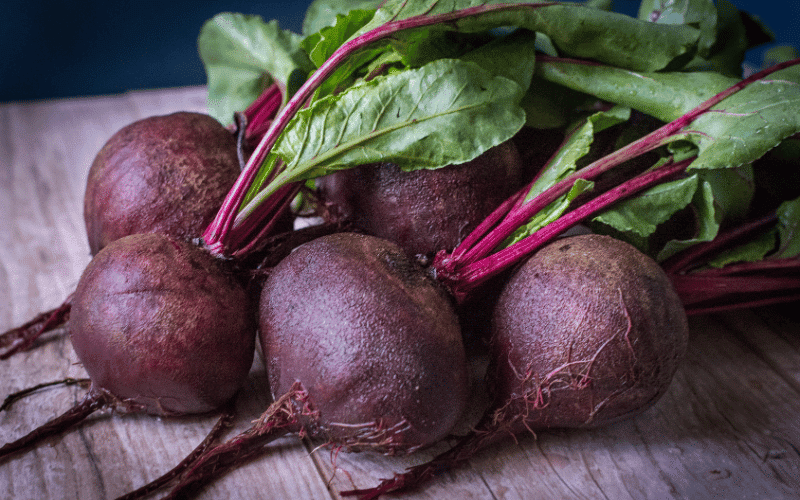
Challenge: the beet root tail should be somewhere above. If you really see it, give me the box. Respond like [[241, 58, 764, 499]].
[[0, 388, 108, 462], [0, 295, 72, 359], [163, 383, 311, 499], [340, 426, 500, 500], [113, 401, 237, 500]]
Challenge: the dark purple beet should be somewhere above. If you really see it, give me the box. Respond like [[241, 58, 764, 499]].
[[83, 112, 242, 255], [1, 233, 256, 462], [317, 141, 523, 258], [260, 232, 469, 452], [70, 232, 256, 415], [489, 233, 688, 429]]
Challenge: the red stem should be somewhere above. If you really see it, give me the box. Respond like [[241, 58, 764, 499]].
[[114, 402, 236, 500], [0, 389, 110, 462], [0, 295, 72, 359], [446, 183, 529, 263], [163, 384, 309, 499], [671, 274, 800, 302], [694, 257, 800, 277], [441, 158, 692, 301], [244, 83, 284, 141], [661, 214, 779, 274], [223, 182, 302, 259], [682, 291, 800, 316]]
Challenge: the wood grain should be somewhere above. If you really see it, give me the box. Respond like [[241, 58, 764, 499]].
[[1, 87, 799, 500]]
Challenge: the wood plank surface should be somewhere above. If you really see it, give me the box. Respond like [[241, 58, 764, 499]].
[[1, 87, 799, 500]]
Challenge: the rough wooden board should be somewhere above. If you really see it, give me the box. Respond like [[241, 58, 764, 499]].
[[2, 87, 800, 500]]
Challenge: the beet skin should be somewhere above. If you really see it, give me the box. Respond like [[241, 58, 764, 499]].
[[70, 233, 256, 416], [83, 112, 242, 255], [489, 234, 689, 429], [317, 141, 523, 258], [259, 232, 469, 454]]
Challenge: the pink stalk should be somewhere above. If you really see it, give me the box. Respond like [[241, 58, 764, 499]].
[[439, 158, 692, 300], [226, 182, 303, 258], [682, 291, 800, 316], [448, 127, 574, 262], [447, 183, 530, 263], [662, 212, 800, 314], [661, 213, 778, 274], [244, 83, 284, 140], [672, 274, 800, 314], [693, 257, 800, 277]]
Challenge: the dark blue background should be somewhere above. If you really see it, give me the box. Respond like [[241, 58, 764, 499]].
[[0, 1, 795, 103]]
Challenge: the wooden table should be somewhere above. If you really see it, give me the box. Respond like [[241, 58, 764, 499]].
[[2, 86, 800, 499]]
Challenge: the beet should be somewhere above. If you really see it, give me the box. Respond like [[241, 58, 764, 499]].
[[70, 232, 256, 415], [83, 112, 243, 255], [260, 232, 469, 452], [0, 233, 256, 460], [317, 141, 523, 258], [488, 233, 689, 429]]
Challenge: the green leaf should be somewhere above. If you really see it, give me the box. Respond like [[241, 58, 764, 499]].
[[526, 106, 631, 201], [302, 9, 377, 67], [302, 0, 384, 35], [459, 29, 538, 93], [355, 0, 700, 72], [269, 57, 525, 184], [504, 178, 595, 248], [763, 46, 800, 70], [537, 59, 800, 173], [775, 197, 800, 258], [592, 174, 699, 239], [301, 9, 383, 97], [706, 229, 778, 268], [695, 0, 771, 77], [639, 0, 717, 58], [497, 107, 628, 248], [698, 164, 754, 224], [198, 13, 313, 125], [656, 179, 721, 261], [537, 59, 738, 123], [688, 68, 800, 171]]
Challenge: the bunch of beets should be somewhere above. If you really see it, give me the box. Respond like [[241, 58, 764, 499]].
[[3, 3, 800, 499]]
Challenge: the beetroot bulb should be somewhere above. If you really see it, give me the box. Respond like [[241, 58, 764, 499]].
[[260, 232, 468, 450], [488, 233, 689, 429], [344, 234, 689, 499], [0, 233, 256, 460], [316, 140, 523, 258], [83, 111, 245, 255], [153, 232, 470, 499]]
